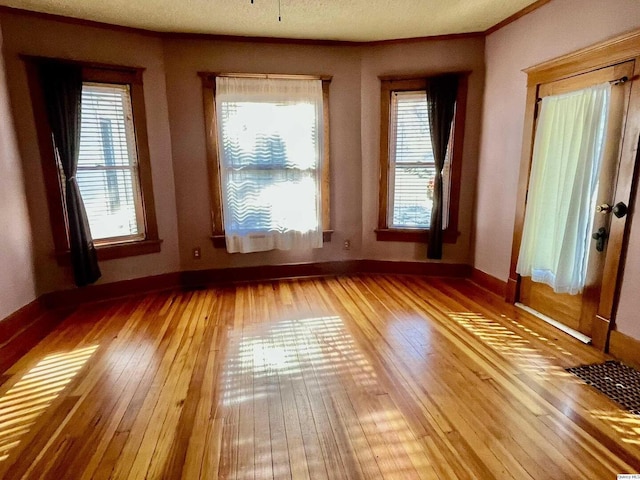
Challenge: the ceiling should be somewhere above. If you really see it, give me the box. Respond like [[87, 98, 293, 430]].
[[0, 0, 542, 42]]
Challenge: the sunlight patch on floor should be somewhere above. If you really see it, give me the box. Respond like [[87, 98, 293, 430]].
[[590, 409, 640, 445], [500, 313, 574, 357], [448, 311, 575, 379], [0, 345, 99, 463], [219, 315, 429, 478]]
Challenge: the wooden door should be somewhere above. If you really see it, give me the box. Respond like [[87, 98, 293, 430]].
[[519, 61, 635, 337]]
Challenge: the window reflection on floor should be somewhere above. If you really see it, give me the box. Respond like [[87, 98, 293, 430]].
[[591, 409, 640, 445], [0, 345, 98, 462], [219, 315, 431, 479], [447, 310, 640, 447], [448, 311, 575, 378]]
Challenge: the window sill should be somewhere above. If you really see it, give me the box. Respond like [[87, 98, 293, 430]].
[[211, 230, 334, 249], [55, 238, 163, 264], [375, 228, 458, 243]]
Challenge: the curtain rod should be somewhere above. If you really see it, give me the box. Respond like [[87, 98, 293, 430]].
[[536, 76, 631, 103], [610, 76, 629, 86], [198, 72, 332, 81]]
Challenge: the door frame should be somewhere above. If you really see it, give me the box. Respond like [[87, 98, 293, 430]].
[[507, 29, 640, 351]]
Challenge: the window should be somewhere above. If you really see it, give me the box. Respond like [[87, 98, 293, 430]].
[[77, 83, 144, 242], [201, 73, 331, 253], [27, 60, 160, 260], [376, 75, 467, 243]]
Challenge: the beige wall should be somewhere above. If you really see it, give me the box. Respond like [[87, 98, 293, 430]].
[[360, 39, 484, 263], [0, 10, 484, 309], [164, 36, 484, 271], [163, 39, 364, 270], [0, 23, 37, 319], [475, 0, 640, 338], [0, 13, 181, 295]]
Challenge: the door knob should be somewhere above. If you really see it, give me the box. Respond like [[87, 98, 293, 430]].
[[592, 227, 608, 252], [613, 202, 628, 218], [596, 203, 612, 213]]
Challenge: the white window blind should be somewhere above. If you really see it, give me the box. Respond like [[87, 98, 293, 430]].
[[75, 83, 144, 243], [388, 90, 451, 229], [215, 76, 324, 254]]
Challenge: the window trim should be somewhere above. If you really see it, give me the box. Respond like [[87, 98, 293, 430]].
[[24, 57, 161, 261], [199, 72, 332, 248], [376, 73, 468, 243]]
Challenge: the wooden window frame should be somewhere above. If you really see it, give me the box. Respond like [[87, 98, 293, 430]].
[[200, 72, 333, 248], [25, 57, 161, 262], [375, 73, 468, 243]]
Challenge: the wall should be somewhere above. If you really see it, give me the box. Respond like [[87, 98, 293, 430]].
[[475, 0, 640, 338], [0, 12, 181, 295], [360, 38, 484, 263], [164, 36, 484, 271], [0, 22, 37, 319], [0, 9, 485, 312], [163, 39, 363, 271]]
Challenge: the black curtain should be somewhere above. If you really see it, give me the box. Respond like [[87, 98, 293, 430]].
[[39, 61, 101, 286], [426, 74, 458, 259]]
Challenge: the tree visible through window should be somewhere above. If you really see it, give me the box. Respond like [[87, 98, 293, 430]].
[[389, 91, 452, 229], [377, 75, 466, 244]]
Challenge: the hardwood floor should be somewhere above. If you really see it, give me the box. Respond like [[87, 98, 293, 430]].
[[1, 275, 639, 479]]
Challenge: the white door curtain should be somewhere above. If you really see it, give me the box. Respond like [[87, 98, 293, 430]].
[[516, 82, 611, 294]]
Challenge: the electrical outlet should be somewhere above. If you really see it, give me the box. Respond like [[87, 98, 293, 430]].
[[343, 239, 351, 250], [193, 247, 201, 259]]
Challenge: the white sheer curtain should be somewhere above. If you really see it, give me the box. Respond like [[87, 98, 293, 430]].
[[215, 76, 324, 253], [516, 83, 611, 294]]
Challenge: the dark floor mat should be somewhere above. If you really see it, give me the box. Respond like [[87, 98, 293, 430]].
[[566, 361, 640, 415]]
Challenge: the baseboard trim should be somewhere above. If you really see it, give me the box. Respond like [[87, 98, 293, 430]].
[[4, 261, 471, 317], [361, 260, 471, 277], [39, 272, 182, 310], [3, 261, 475, 314], [470, 268, 507, 297], [0, 299, 70, 374], [506, 277, 519, 303], [591, 314, 611, 351], [182, 260, 471, 287], [182, 261, 361, 287], [0, 298, 43, 344], [609, 330, 640, 370]]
